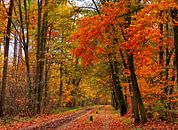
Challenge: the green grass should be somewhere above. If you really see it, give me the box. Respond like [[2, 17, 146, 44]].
[[50, 106, 82, 114], [110, 106, 120, 116], [0, 116, 14, 125]]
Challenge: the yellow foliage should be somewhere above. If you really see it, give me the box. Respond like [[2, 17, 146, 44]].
[[56, 4, 73, 17], [153, 112, 160, 120]]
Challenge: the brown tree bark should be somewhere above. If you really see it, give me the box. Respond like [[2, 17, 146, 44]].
[[35, 0, 48, 113], [44, 28, 52, 107], [109, 60, 127, 116], [17, 0, 33, 110], [119, 49, 140, 123], [173, 24, 178, 88], [59, 62, 63, 106], [128, 54, 147, 124], [13, 33, 17, 67], [172, 1, 178, 88], [0, 0, 14, 117]]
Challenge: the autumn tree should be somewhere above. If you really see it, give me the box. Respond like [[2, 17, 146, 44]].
[[0, 0, 15, 117], [34, 0, 49, 113], [125, 0, 178, 122], [16, 0, 33, 110], [71, 1, 131, 116], [71, 0, 178, 124]]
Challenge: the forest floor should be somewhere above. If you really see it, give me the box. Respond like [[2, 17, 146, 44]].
[[0, 105, 177, 130]]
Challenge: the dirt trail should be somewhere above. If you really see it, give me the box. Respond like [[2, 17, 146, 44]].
[[61, 105, 126, 130], [20, 108, 95, 130], [56, 108, 95, 130], [2, 105, 177, 130]]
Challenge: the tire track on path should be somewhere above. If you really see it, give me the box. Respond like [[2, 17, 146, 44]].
[[21, 108, 95, 130]]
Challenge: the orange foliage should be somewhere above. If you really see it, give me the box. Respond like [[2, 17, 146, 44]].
[[71, 0, 178, 119]]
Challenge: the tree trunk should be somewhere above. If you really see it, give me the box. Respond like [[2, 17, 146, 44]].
[[59, 63, 63, 106], [44, 27, 52, 107], [128, 77, 140, 123], [13, 33, 17, 67], [119, 49, 140, 123], [24, 0, 33, 108], [165, 24, 174, 94], [44, 58, 49, 107], [17, 0, 33, 110], [173, 26, 178, 87], [172, 4, 178, 88], [128, 54, 147, 124], [0, 0, 14, 117], [112, 87, 119, 110], [35, 0, 49, 113], [35, 0, 48, 113], [109, 61, 127, 116], [44, 48, 50, 107], [13, 33, 18, 86], [159, 23, 164, 78]]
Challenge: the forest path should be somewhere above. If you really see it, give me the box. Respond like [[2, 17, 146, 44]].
[[57, 105, 178, 130], [18, 105, 127, 130], [20, 107, 96, 130], [60, 105, 126, 130], [1, 105, 177, 130]]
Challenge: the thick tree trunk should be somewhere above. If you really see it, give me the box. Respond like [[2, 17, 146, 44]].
[[128, 78, 140, 123], [119, 49, 140, 123], [132, 91, 140, 123], [173, 26, 178, 87], [172, 5, 178, 88], [24, 0, 33, 108], [0, 0, 14, 117], [128, 54, 147, 124], [165, 24, 174, 94], [34, 0, 42, 113], [109, 61, 127, 116], [112, 86, 119, 110], [36, 0, 48, 113]]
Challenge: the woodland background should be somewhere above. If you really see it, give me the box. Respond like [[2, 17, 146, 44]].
[[0, 0, 177, 127]]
